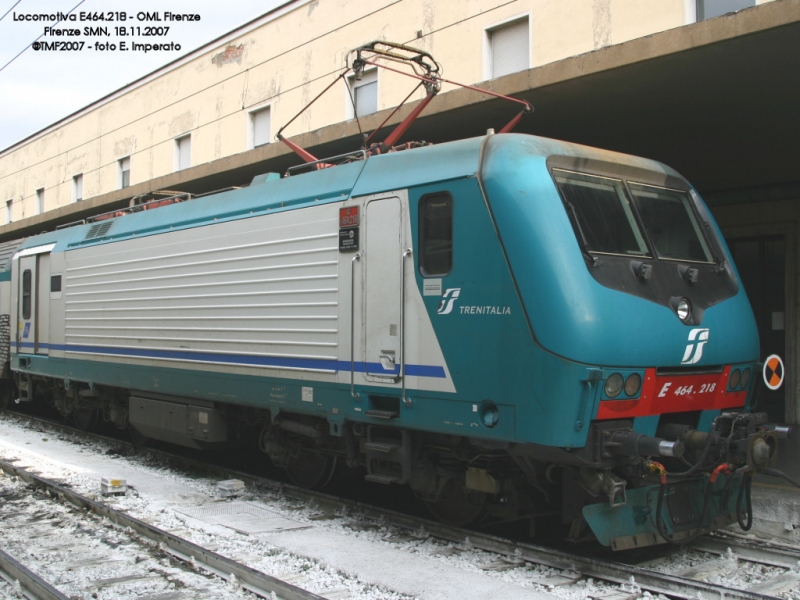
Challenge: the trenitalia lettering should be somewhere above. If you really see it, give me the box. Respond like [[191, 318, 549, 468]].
[[459, 306, 511, 315]]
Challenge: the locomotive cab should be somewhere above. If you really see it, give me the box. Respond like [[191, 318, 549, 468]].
[[477, 134, 780, 547]]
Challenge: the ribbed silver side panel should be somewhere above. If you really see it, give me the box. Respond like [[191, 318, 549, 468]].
[[64, 208, 339, 373]]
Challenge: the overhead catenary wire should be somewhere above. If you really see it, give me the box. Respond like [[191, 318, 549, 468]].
[[0, 0, 23, 23], [0, 0, 87, 74]]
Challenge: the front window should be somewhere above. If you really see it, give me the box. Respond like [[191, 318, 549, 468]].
[[553, 170, 649, 257], [628, 183, 713, 263], [553, 169, 714, 264]]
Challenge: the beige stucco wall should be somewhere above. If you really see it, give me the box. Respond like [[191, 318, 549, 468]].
[[0, 0, 772, 224]]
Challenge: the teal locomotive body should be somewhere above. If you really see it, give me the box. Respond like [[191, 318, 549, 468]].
[[1, 133, 774, 548]]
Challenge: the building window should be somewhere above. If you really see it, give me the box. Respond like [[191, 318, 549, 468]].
[[175, 135, 191, 171], [419, 193, 453, 277], [5, 200, 11, 224], [486, 17, 530, 79], [250, 107, 271, 148], [36, 188, 45, 214], [118, 157, 131, 189], [347, 69, 378, 118], [697, 0, 755, 20], [73, 174, 83, 202]]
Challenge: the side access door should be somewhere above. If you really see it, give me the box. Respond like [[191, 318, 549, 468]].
[[15, 245, 54, 355]]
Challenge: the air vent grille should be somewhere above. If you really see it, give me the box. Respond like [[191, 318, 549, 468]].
[[85, 221, 113, 240]]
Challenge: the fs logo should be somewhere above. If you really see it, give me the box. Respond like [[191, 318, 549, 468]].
[[681, 328, 709, 365], [437, 288, 461, 315]]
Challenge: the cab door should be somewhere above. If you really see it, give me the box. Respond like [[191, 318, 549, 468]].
[[364, 196, 405, 380], [16, 247, 52, 355]]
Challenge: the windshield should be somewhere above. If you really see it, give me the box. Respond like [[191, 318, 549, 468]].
[[628, 183, 713, 262], [553, 169, 714, 263]]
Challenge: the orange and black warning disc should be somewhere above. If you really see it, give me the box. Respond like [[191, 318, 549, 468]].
[[762, 354, 784, 390]]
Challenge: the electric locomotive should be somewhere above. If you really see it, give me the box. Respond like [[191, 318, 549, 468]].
[[0, 131, 782, 549], [0, 43, 784, 549]]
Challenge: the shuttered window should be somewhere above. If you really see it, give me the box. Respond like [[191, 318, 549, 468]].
[[490, 18, 530, 78], [36, 188, 44, 214], [176, 135, 191, 171], [348, 69, 378, 117], [697, 0, 755, 20], [252, 107, 271, 147], [119, 157, 130, 189], [73, 174, 83, 202]]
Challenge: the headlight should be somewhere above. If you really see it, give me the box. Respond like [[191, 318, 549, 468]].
[[729, 368, 741, 390], [740, 368, 751, 389], [624, 373, 642, 397], [676, 298, 692, 323], [605, 373, 624, 398]]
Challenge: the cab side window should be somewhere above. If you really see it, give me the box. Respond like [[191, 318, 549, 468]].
[[419, 193, 453, 276], [22, 269, 32, 320]]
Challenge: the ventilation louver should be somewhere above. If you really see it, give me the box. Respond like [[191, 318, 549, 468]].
[[84, 221, 113, 240]]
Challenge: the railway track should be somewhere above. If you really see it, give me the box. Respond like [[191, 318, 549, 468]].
[[1, 410, 798, 600], [0, 456, 328, 600], [0, 544, 69, 600]]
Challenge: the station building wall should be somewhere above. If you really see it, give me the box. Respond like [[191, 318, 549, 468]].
[[0, 0, 760, 223], [1, 0, 791, 422]]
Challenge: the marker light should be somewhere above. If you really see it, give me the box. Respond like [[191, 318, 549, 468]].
[[676, 298, 692, 323], [624, 373, 642, 397], [605, 373, 624, 398]]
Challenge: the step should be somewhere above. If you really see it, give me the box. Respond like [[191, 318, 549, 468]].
[[365, 474, 402, 485], [365, 410, 399, 419], [364, 441, 401, 453]]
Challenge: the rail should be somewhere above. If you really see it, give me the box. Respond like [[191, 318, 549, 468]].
[[0, 546, 69, 600], [0, 458, 327, 600]]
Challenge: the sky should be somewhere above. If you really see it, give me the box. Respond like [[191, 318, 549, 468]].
[[0, 0, 285, 151]]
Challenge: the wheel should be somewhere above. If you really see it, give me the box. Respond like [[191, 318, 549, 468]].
[[285, 450, 338, 489], [425, 477, 488, 527], [71, 407, 98, 431]]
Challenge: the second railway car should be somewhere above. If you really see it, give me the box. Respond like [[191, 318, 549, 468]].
[[0, 132, 780, 549]]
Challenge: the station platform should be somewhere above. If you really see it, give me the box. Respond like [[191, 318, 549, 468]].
[[747, 433, 800, 543]]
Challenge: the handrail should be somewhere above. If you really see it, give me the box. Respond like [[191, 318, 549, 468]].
[[400, 247, 413, 406], [350, 252, 361, 401], [285, 150, 368, 177]]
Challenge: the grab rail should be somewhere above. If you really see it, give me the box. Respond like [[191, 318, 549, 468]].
[[400, 248, 413, 406], [350, 253, 361, 401]]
